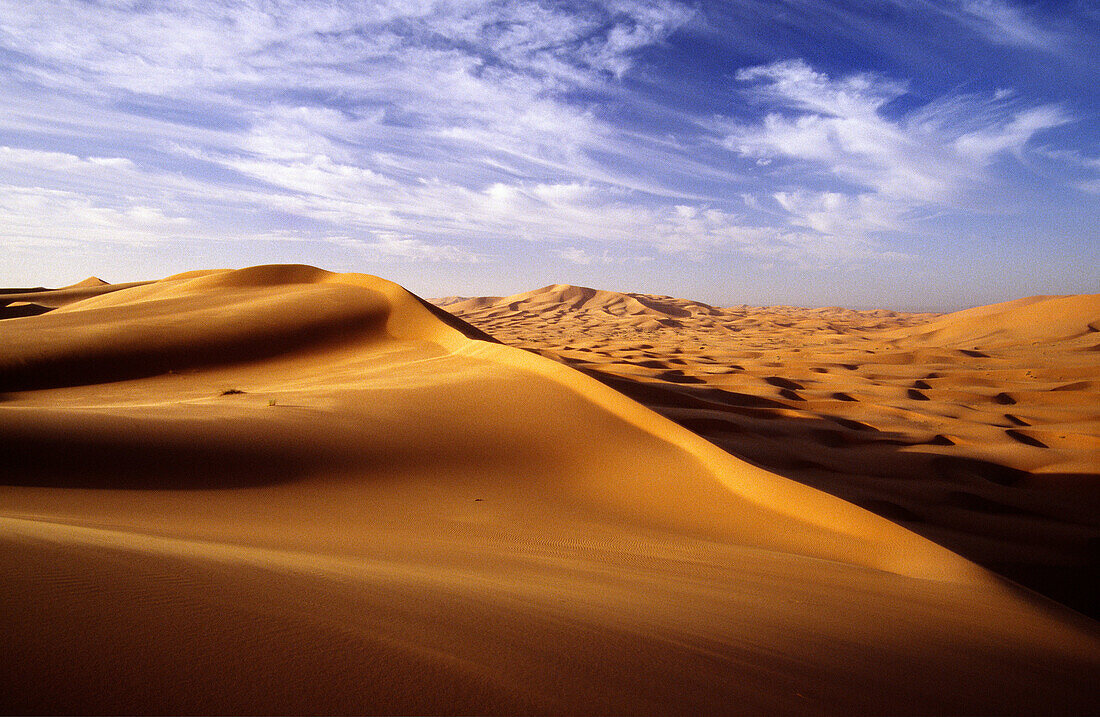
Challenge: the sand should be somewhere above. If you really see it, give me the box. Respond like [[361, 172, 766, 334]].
[[1, 266, 1097, 714]]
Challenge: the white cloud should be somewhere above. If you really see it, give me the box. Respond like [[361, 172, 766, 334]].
[[0, 183, 190, 247], [224, 153, 397, 197], [735, 60, 908, 117], [954, 105, 1069, 161], [0, 135, 908, 268], [0, 1, 692, 109], [1043, 149, 1100, 172], [557, 247, 653, 265], [337, 233, 485, 263], [9, 2, 835, 275], [953, 0, 1059, 51], [772, 191, 902, 236], [1035, 148, 1100, 195], [0, 0, 723, 240], [559, 247, 597, 265], [0, 146, 135, 173], [0, 0, 696, 193], [724, 59, 1068, 239]]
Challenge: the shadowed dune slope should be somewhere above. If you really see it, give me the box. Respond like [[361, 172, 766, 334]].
[[2, 267, 1098, 715]]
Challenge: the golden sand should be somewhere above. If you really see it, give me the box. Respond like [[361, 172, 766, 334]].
[[1, 267, 1096, 714]]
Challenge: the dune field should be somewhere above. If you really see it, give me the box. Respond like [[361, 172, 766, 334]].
[[1, 265, 1098, 714], [440, 286, 1100, 619]]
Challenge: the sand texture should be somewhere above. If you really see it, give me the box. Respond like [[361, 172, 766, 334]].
[[1, 267, 1098, 714]]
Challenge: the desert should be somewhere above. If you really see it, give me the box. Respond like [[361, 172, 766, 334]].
[[4, 0, 1100, 713], [1, 266, 1098, 714]]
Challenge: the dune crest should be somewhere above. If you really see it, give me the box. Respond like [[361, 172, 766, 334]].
[[63, 276, 109, 288], [2, 266, 1097, 714]]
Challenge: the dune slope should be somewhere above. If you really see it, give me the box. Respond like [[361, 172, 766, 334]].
[[1, 267, 1098, 715]]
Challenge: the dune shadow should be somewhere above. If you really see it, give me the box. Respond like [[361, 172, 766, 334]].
[[0, 303, 53, 320], [416, 296, 500, 343], [764, 376, 804, 390], [0, 430, 323, 490], [0, 287, 47, 295], [0, 312, 383, 393], [0, 412, 526, 493], [572, 367, 790, 413]]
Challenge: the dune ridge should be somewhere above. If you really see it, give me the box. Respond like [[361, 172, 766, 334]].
[[1, 266, 1098, 714]]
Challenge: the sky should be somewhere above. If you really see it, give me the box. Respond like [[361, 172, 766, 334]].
[[1, 0, 1098, 309]]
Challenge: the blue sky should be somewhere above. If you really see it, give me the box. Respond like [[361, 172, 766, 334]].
[[1, 0, 1097, 309]]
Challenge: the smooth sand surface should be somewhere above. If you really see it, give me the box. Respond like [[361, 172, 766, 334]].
[[442, 285, 1100, 620], [1, 267, 1097, 714]]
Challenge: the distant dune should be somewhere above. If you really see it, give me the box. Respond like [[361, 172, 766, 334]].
[[882, 294, 1100, 348], [62, 276, 110, 288], [442, 283, 937, 332], [1, 267, 1097, 714], [0, 275, 151, 317]]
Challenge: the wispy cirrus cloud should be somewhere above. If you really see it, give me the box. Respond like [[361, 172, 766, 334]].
[[0, 0, 689, 159], [0, 183, 190, 248], [723, 59, 1068, 239], [1033, 146, 1100, 195], [336, 233, 486, 264], [949, 0, 1061, 51], [1, 0, 729, 256]]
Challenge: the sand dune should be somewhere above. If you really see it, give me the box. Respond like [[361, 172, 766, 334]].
[[440, 284, 1100, 619], [62, 276, 109, 288], [1, 267, 1098, 714], [883, 294, 1100, 348], [0, 276, 151, 318]]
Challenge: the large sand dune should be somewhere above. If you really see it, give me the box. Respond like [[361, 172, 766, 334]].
[[1, 266, 1098, 714]]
